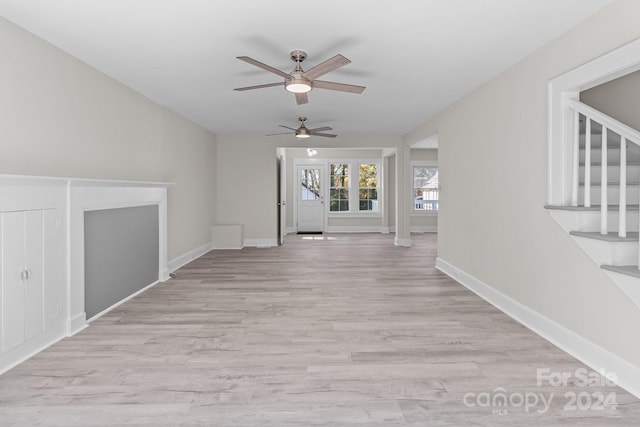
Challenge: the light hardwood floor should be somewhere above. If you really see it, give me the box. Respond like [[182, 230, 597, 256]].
[[1, 233, 639, 426]]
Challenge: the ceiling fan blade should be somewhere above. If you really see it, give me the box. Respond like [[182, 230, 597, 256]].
[[278, 125, 298, 131], [310, 132, 337, 138], [295, 92, 308, 105], [308, 126, 333, 132], [313, 80, 366, 94], [266, 132, 293, 136], [303, 54, 351, 81], [236, 56, 291, 79], [234, 82, 283, 91]]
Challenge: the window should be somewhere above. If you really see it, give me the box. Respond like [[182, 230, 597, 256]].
[[413, 165, 438, 211], [300, 168, 320, 201], [330, 164, 349, 212], [359, 164, 379, 212], [329, 161, 381, 214]]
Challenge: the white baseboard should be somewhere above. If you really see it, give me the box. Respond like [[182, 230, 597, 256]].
[[86, 279, 162, 323], [410, 226, 437, 233], [167, 241, 214, 272], [325, 226, 388, 233], [435, 257, 640, 399], [0, 322, 67, 375], [68, 312, 88, 336], [394, 237, 412, 247], [67, 242, 217, 338], [244, 238, 278, 248], [160, 268, 171, 282]]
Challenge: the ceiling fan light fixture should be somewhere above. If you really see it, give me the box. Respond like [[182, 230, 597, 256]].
[[295, 130, 311, 138], [285, 76, 312, 93]]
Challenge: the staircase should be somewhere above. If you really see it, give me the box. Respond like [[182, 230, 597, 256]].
[[546, 99, 640, 308]]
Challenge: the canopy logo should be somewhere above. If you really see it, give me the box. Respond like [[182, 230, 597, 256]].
[[462, 368, 618, 416]]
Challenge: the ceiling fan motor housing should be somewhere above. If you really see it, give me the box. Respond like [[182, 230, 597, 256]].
[[290, 50, 307, 63]]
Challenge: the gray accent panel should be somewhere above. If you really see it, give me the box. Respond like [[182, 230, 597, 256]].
[[84, 205, 159, 319]]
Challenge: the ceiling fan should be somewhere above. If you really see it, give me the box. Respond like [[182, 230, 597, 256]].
[[234, 50, 366, 105], [267, 117, 337, 138]]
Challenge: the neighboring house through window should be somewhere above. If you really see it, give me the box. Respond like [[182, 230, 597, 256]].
[[413, 163, 438, 212]]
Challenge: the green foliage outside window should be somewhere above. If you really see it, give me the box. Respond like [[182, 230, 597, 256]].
[[330, 164, 349, 212], [359, 164, 378, 211]]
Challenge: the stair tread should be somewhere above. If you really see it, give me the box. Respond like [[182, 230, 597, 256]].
[[545, 204, 640, 211], [579, 162, 640, 166], [570, 231, 639, 242], [578, 182, 640, 186], [601, 265, 640, 278]]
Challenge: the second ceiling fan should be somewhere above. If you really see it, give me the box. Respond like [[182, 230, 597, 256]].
[[234, 50, 366, 105], [267, 117, 337, 138]]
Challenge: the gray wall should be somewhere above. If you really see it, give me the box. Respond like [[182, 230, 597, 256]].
[[404, 0, 640, 367], [581, 70, 640, 130], [84, 206, 159, 319], [0, 17, 217, 263]]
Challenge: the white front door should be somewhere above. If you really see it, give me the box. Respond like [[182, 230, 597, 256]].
[[297, 166, 324, 232]]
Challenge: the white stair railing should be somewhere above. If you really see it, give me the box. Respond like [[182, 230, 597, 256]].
[[568, 100, 640, 261]]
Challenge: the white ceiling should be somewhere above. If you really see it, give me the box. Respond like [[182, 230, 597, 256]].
[[0, 0, 612, 136]]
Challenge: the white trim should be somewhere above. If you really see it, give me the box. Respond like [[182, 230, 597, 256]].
[[80, 239, 221, 328], [394, 237, 412, 247], [87, 279, 162, 323], [167, 241, 215, 272], [328, 213, 383, 219], [410, 226, 437, 233], [68, 312, 88, 335], [325, 226, 387, 233], [0, 322, 67, 375], [0, 173, 172, 188], [410, 211, 438, 217], [244, 238, 278, 248], [68, 181, 170, 334], [548, 37, 640, 205], [436, 257, 640, 399]]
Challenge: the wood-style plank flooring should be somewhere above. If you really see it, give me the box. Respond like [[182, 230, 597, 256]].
[[1, 233, 639, 426]]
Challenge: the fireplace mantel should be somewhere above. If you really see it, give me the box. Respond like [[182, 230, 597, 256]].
[[0, 174, 172, 337]]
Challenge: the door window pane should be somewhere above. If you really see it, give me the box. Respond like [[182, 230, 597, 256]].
[[300, 169, 320, 201]]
